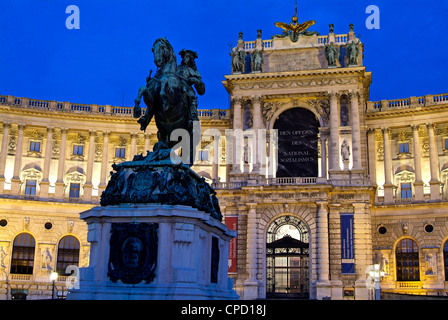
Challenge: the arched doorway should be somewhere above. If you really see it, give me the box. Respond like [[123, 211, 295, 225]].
[[266, 215, 310, 299]]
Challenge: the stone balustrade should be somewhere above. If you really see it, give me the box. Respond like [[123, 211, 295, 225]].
[[0, 94, 230, 120], [241, 33, 352, 52], [366, 93, 448, 113]]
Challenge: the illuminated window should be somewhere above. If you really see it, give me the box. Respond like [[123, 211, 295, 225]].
[[73, 145, 83, 155], [401, 183, 412, 198], [11, 233, 35, 275], [399, 142, 409, 153], [69, 183, 80, 198], [29, 141, 41, 152], [25, 180, 37, 195], [56, 235, 80, 276], [115, 147, 125, 158], [198, 150, 209, 162], [396, 238, 420, 281]]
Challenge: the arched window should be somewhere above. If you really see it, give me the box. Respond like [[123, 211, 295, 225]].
[[56, 235, 80, 275], [11, 233, 36, 275], [396, 238, 420, 281], [444, 241, 448, 281]]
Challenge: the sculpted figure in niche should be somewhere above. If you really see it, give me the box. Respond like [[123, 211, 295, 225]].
[[425, 253, 437, 275], [41, 247, 52, 270], [341, 139, 350, 161]]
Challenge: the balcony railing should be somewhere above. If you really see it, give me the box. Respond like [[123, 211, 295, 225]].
[[367, 93, 448, 113], [0, 94, 229, 120], [212, 177, 328, 189]]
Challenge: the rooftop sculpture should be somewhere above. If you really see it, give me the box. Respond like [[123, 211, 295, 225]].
[[274, 0, 318, 42]]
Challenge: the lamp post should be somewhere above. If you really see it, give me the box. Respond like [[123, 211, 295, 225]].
[[50, 272, 58, 299], [368, 264, 385, 300]]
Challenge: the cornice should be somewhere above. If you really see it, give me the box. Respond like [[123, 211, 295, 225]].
[[365, 104, 448, 121], [223, 66, 368, 82]]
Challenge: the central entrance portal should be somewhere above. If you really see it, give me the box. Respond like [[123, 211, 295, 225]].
[[266, 215, 310, 299]]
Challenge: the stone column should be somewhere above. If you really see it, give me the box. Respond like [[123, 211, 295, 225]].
[[353, 203, 372, 300], [412, 125, 424, 201], [231, 97, 243, 174], [329, 92, 340, 171], [0, 122, 11, 193], [40, 127, 54, 198], [98, 131, 110, 194], [252, 96, 263, 173], [367, 128, 377, 187], [144, 133, 151, 153], [233, 97, 243, 130], [83, 130, 96, 202], [55, 128, 68, 199], [427, 123, 440, 200], [328, 203, 343, 299], [10, 124, 25, 195], [320, 137, 327, 179], [382, 128, 394, 204], [316, 201, 331, 299], [349, 90, 362, 170], [130, 132, 137, 160], [212, 135, 219, 181], [244, 203, 259, 300]]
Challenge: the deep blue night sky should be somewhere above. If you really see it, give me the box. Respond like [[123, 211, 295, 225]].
[[0, 0, 446, 110]]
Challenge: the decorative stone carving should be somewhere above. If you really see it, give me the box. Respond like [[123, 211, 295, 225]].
[[7, 130, 16, 155], [108, 222, 158, 284], [261, 101, 285, 126], [100, 142, 222, 221], [425, 253, 437, 275]]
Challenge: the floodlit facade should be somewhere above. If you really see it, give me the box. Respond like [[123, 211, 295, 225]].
[[1, 22, 448, 300]]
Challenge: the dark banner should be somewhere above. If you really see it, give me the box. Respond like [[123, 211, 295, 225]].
[[340, 214, 355, 274], [274, 108, 319, 177], [225, 216, 238, 274]]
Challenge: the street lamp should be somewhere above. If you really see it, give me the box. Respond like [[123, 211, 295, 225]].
[[368, 264, 385, 300], [50, 272, 58, 299]]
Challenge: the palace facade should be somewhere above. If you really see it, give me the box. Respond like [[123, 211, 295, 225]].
[[1, 21, 448, 300]]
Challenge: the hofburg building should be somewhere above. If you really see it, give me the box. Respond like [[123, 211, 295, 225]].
[[1, 17, 448, 300]]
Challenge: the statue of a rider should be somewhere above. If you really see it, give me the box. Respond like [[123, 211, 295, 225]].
[[132, 38, 205, 165]]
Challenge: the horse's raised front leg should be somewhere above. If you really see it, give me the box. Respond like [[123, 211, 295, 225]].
[[133, 86, 146, 119]]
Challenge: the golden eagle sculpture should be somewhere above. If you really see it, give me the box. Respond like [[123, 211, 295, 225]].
[[275, 1, 316, 42]]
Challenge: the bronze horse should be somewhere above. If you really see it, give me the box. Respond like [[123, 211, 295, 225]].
[[133, 38, 199, 164]]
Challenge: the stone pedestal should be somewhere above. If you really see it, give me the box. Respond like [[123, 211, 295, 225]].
[[67, 204, 238, 300]]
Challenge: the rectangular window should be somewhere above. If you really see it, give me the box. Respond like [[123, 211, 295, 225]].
[[445, 138, 448, 150], [69, 183, 80, 198], [73, 145, 83, 155], [399, 143, 409, 153], [25, 180, 37, 195], [115, 147, 125, 158], [29, 141, 41, 152], [401, 183, 412, 199], [198, 150, 209, 162]]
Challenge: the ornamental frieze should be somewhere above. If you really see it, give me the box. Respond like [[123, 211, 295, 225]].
[[235, 77, 357, 91]]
